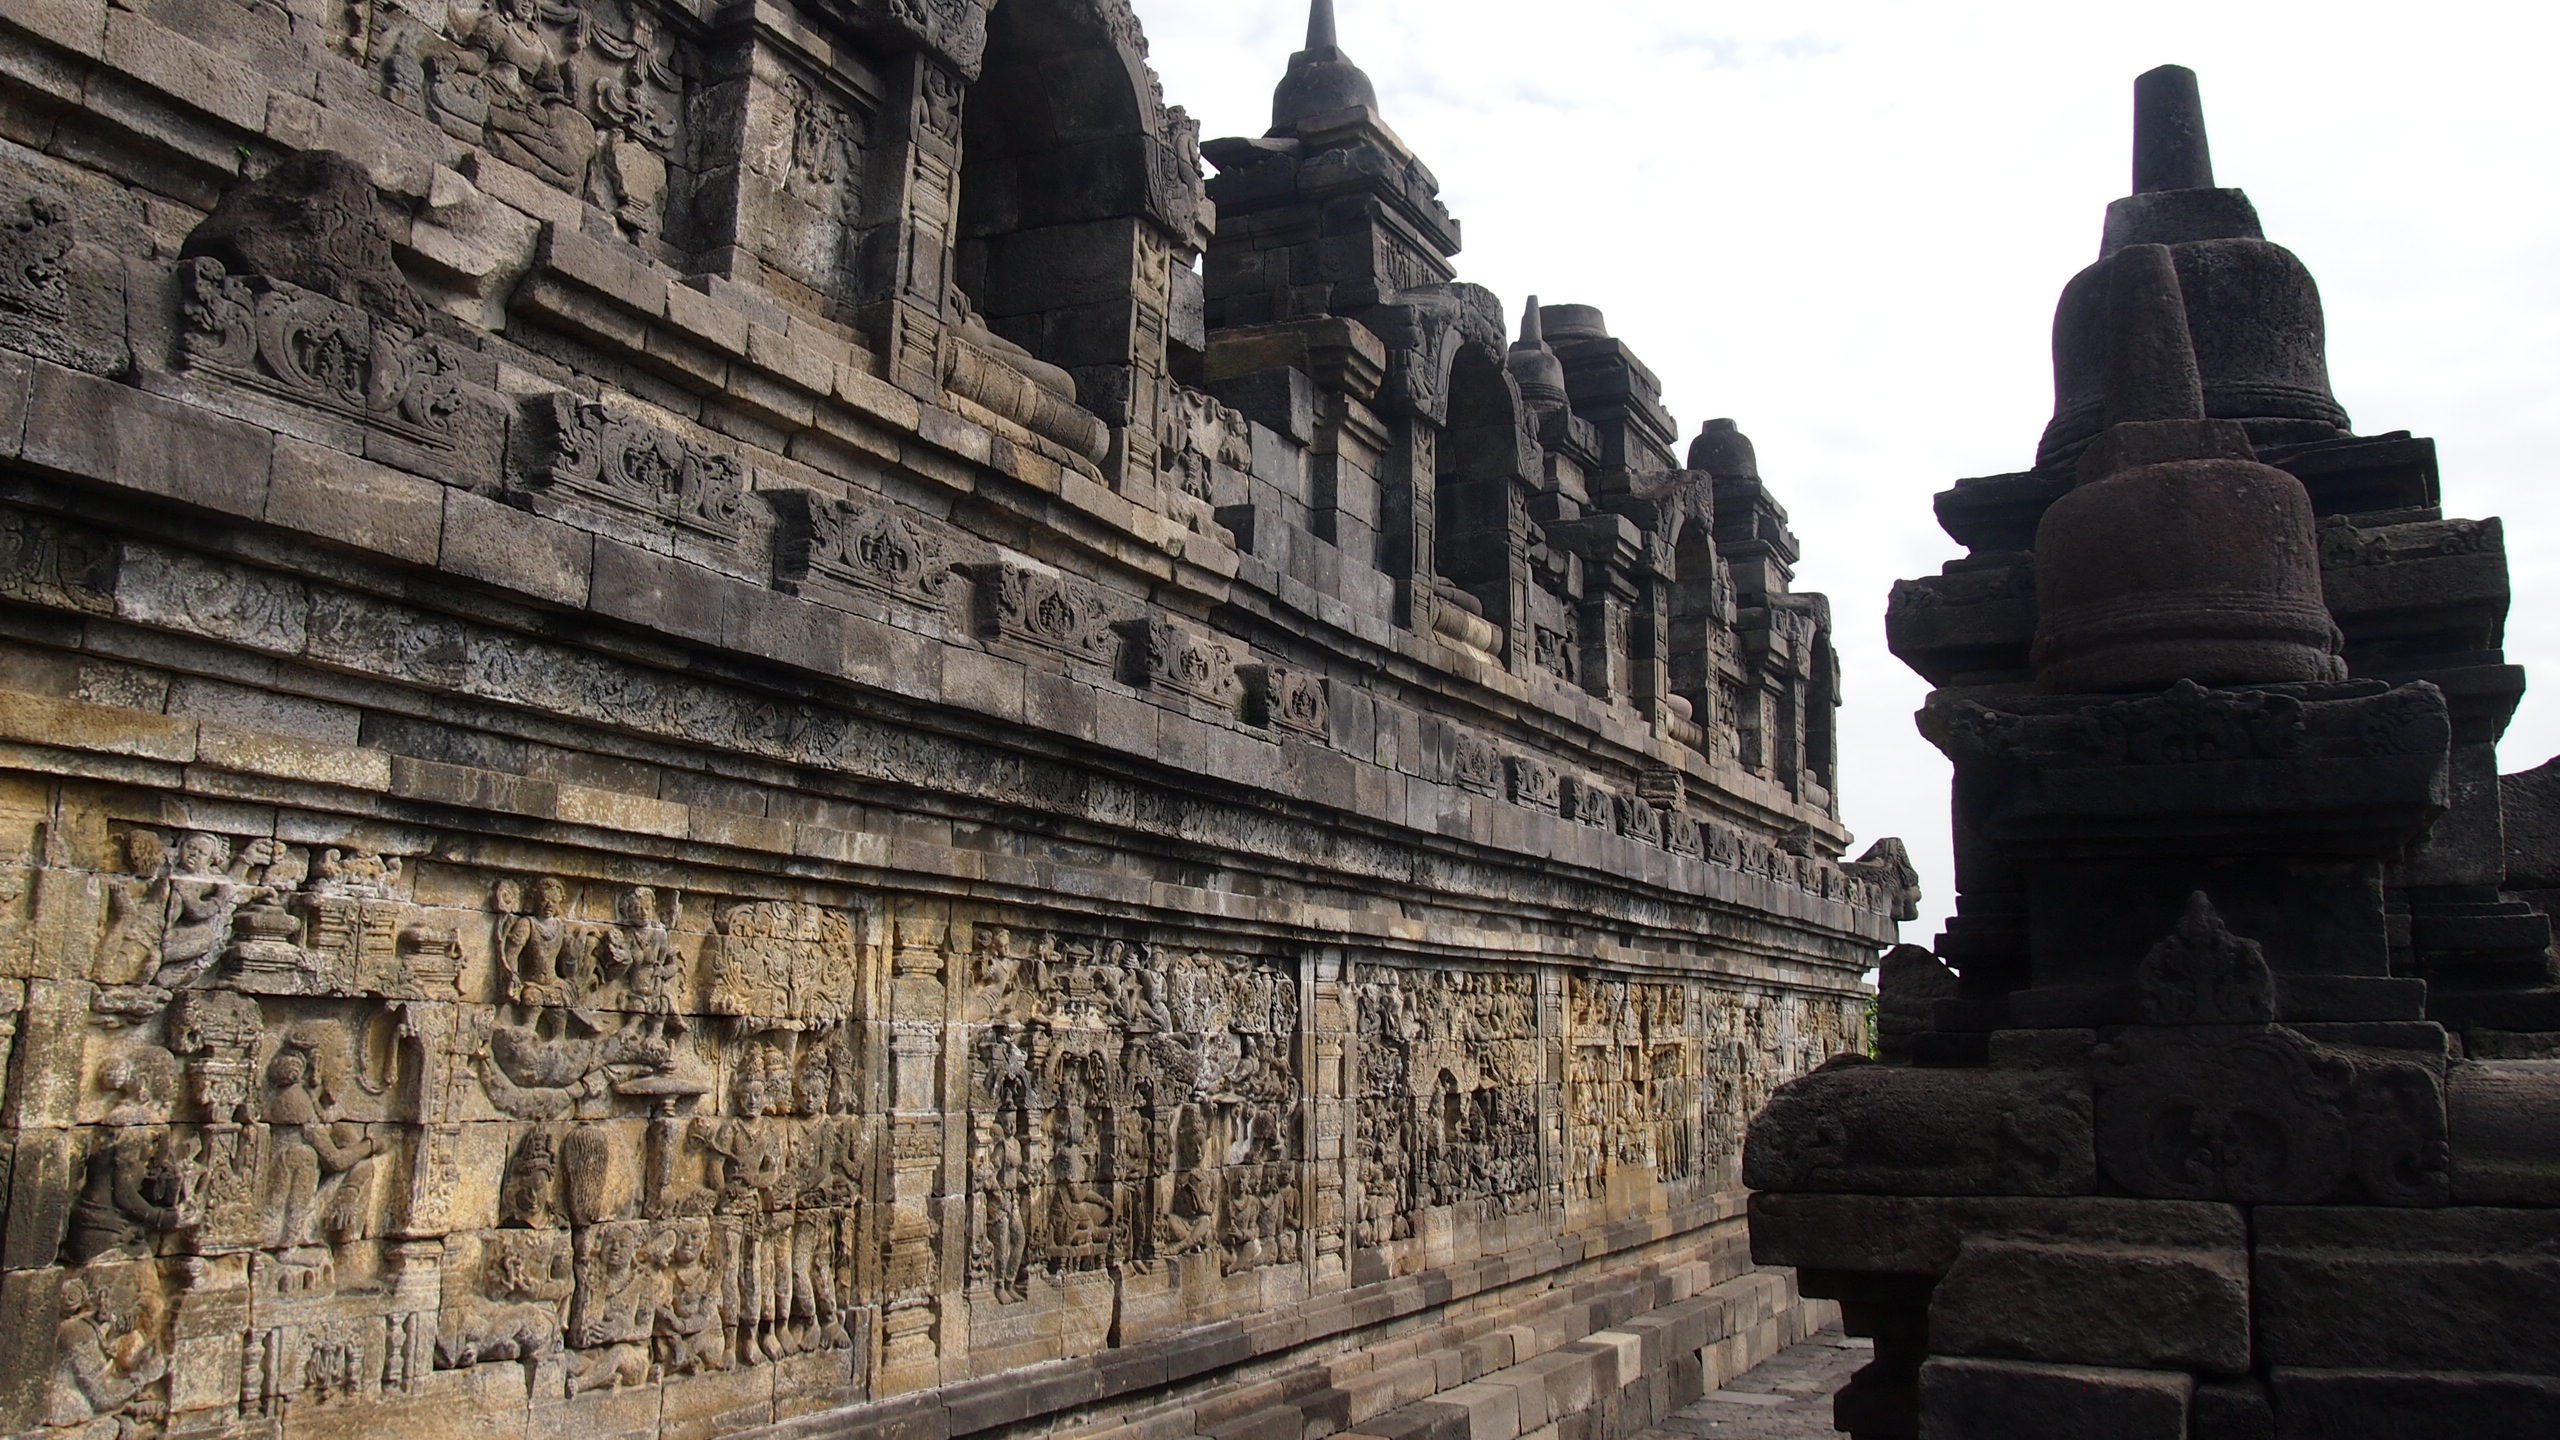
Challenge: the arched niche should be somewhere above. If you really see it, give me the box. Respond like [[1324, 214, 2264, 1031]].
[[1665, 500, 1732, 725], [1431, 343, 1529, 639], [952, 0, 1204, 462]]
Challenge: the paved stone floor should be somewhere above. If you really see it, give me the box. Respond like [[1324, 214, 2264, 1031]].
[[1649, 1327, 1869, 1439]]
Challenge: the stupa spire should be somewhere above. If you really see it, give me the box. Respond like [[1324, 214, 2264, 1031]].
[[2132, 65, 2215, 194], [1508, 295, 1568, 412], [1272, 0, 1380, 134]]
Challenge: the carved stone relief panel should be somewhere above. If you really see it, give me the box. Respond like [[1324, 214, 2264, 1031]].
[[1239, 664, 1328, 741], [965, 931, 1302, 1303], [751, 70, 874, 301], [0, 162, 131, 374], [0, 510, 119, 618], [1614, 793, 1665, 848], [1352, 965, 1545, 1246], [1446, 729, 1502, 798], [1699, 988, 1864, 1189], [966, 560, 1128, 668], [1158, 385, 1252, 535], [1120, 618, 1242, 708], [1562, 776, 1611, 829], [1565, 976, 1700, 1205], [368, 0, 690, 245], [766, 486, 962, 613], [1, 832, 890, 1430], [1506, 756, 1562, 812], [178, 259, 505, 482]]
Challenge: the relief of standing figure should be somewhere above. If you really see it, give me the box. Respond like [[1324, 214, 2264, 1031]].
[[264, 1040, 380, 1250]]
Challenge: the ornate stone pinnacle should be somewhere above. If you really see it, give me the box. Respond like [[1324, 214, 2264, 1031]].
[[1273, 0, 1380, 132], [1508, 294, 1568, 411], [2133, 64, 2215, 194], [1308, 0, 1338, 51]]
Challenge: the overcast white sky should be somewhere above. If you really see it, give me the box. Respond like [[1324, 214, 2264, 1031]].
[[1136, 0, 2560, 941]]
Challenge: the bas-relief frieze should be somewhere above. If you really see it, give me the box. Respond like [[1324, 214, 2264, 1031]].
[[1352, 966, 1544, 1245], [0, 797, 1868, 1435], [8, 824, 895, 1433], [1565, 976, 1699, 1204], [962, 933, 1303, 1302]]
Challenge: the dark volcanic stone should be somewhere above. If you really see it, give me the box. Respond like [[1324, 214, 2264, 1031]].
[[181, 149, 428, 328], [2500, 755, 2560, 889], [1928, 1236, 2251, 1374], [2132, 65, 2215, 193], [2031, 245, 2339, 692], [1917, 1357, 2191, 1440]]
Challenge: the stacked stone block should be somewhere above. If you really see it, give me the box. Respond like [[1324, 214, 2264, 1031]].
[[1755, 67, 2560, 1440], [0, 5, 1896, 1440]]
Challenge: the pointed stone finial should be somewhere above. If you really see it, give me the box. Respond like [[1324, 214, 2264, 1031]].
[[1508, 294, 1568, 412], [2100, 244, 2205, 427], [1272, 0, 1379, 132], [1308, 0, 1338, 50], [2133, 65, 2215, 194]]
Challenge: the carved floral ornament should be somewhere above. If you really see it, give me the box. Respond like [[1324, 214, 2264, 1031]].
[[180, 259, 466, 445], [514, 395, 748, 544]]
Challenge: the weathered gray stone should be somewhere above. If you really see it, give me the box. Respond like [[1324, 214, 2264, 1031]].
[[1751, 61, 2544, 1440], [23, 362, 272, 517], [1917, 1358, 2191, 1440], [179, 148, 428, 327], [1745, 1056, 2094, 1197], [2266, 1369, 2560, 1440], [0, 8, 1897, 1440], [2447, 1060, 2560, 1203], [1929, 1237, 2250, 1373], [1751, 1192, 2245, 1277], [2253, 1208, 2560, 1376]]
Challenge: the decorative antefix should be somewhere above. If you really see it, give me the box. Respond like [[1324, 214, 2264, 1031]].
[[1780, 66, 2560, 1440], [0, 3, 1894, 1440]]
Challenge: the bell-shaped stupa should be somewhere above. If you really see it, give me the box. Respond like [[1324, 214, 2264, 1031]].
[[2036, 66, 2352, 469]]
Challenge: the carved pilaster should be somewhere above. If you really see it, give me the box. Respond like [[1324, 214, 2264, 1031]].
[[1385, 418, 1438, 629], [857, 53, 963, 398], [1305, 949, 1349, 1285], [1536, 967, 1566, 1221]]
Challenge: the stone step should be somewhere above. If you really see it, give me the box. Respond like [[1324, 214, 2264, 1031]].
[[1339, 1270, 1823, 1440], [1049, 1232, 1765, 1440], [1127, 1256, 1824, 1440]]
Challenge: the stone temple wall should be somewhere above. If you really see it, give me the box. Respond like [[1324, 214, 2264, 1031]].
[[0, 4, 1899, 1440]]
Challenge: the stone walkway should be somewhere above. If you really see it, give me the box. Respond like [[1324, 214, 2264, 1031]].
[[1646, 1326, 1869, 1439]]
